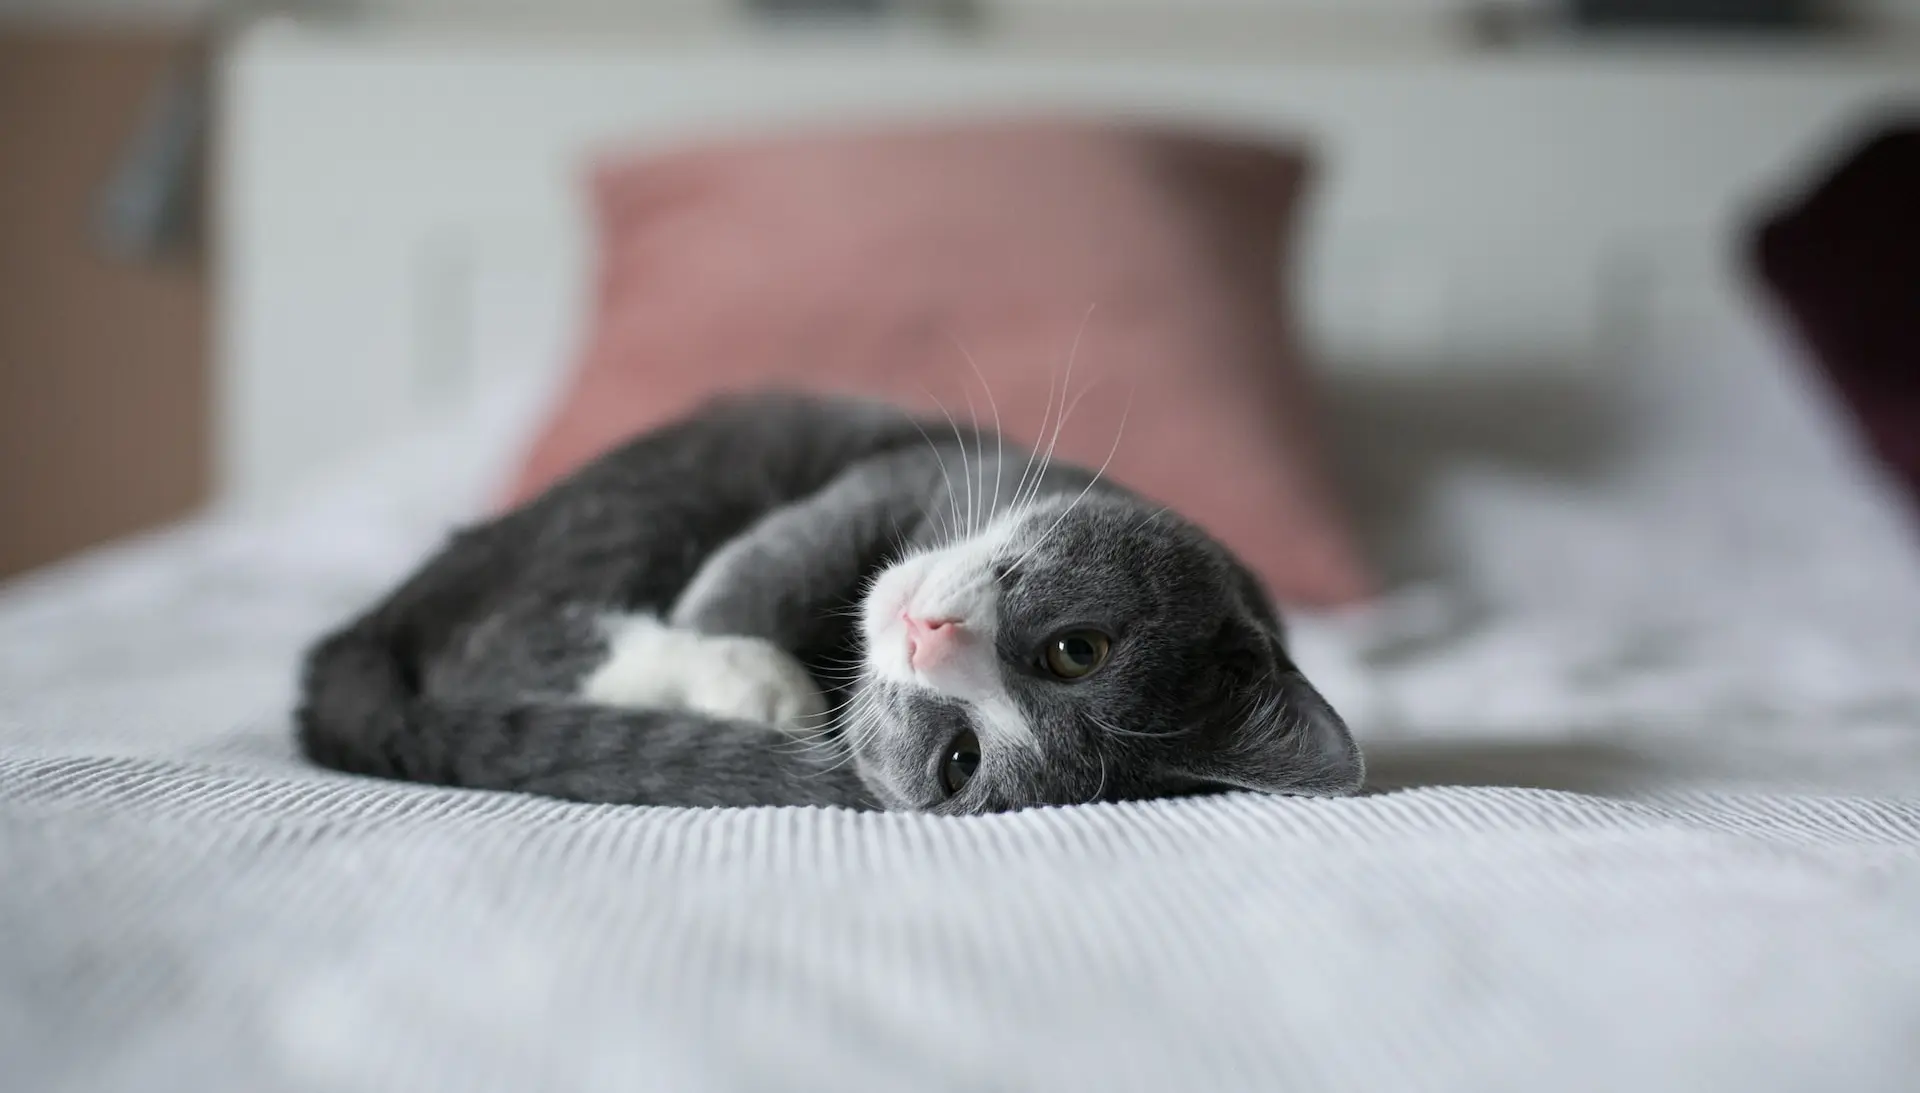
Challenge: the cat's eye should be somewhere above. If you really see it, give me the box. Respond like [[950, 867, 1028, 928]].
[[940, 729, 981, 795], [1042, 629, 1112, 680]]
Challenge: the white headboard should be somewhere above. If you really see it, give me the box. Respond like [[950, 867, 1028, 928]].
[[215, 21, 1918, 506]]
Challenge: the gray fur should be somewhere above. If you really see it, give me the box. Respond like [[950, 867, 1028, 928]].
[[297, 392, 1362, 812]]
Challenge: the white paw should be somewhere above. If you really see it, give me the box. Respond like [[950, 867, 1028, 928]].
[[682, 635, 829, 728], [582, 616, 827, 731]]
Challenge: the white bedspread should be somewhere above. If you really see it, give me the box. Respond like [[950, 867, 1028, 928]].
[[4, 316, 1919, 1092]]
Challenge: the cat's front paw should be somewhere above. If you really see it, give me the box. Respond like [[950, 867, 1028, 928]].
[[582, 616, 827, 731], [685, 634, 829, 729]]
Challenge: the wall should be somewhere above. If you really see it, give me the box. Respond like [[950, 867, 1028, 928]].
[[0, 29, 210, 578], [0, 0, 1912, 580], [3, 0, 1918, 30]]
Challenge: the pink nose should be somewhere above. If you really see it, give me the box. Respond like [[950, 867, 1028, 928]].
[[903, 614, 964, 669]]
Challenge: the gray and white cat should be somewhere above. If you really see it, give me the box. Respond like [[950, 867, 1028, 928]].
[[298, 393, 1363, 813]]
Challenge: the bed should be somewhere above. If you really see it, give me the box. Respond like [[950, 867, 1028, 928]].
[[5, 22, 1920, 1091]]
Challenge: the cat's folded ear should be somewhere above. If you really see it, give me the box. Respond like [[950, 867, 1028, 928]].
[[1173, 620, 1365, 797]]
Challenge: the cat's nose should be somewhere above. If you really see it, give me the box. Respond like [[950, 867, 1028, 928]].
[[903, 613, 965, 670]]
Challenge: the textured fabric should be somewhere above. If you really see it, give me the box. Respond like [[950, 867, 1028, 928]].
[[504, 118, 1372, 608], [6, 763, 1919, 1092], [6, 316, 1920, 1091]]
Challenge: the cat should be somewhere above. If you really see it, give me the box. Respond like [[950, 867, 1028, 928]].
[[297, 392, 1363, 813]]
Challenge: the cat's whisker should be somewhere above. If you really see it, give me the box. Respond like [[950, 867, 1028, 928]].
[[780, 699, 860, 753], [925, 392, 976, 542], [956, 379, 986, 539], [1010, 319, 1068, 516], [771, 726, 845, 752], [791, 744, 857, 771], [1024, 381, 1103, 511], [811, 698, 882, 777], [773, 732, 852, 760], [1004, 384, 1131, 579], [1090, 712, 1163, 741], [1013, 305, 1090, 514], [1085, 749, 1109, 805], [807, 680, 867, 696], [1130, 504, 1173, 534], [1014, 376, 1058, 515], [903, 400, 965, 541], [947, 333, 1006, 536], [841, 711, 877, 756], [787, 695, 862, 725], [805, 672, 869, 688], [1016, 304, 1096, 515], [804, 688, 866, 714]]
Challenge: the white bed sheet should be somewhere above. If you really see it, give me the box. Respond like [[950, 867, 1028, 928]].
[[3, 312, 1919, 1091]]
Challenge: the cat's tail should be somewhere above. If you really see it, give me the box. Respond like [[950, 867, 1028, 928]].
[[295, 626, 873, 809]]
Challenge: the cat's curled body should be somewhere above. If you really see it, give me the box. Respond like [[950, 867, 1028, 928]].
[[298, 393, 1363, 814]]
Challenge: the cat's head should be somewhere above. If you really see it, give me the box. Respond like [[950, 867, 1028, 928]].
[[851, 493, 1363, 814]]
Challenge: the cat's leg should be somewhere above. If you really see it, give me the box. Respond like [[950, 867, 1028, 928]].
[[651, 452, 945, 723], [579, 613, 827, 731], [670, 452, 945, 645]]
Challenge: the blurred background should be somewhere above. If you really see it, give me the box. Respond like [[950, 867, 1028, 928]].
[[7, 11, 1920, 1085], [2, 0, 1917, 580]]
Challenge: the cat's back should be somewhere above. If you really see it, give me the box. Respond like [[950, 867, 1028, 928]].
[[410, 392, 943, 621], [522, 391, 938, 519]]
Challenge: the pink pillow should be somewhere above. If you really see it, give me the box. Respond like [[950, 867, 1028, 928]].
[[506, 118, 1372, 608]]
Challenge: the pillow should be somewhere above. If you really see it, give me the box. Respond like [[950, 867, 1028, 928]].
[[1753, 120, 1920, 516], [505, 118, 1373, 608]]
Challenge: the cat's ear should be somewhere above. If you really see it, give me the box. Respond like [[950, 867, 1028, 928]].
[[1173, 620, 1364, 797]]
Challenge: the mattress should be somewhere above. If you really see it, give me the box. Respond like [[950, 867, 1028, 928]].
[[4, 313, 1919, 1092]]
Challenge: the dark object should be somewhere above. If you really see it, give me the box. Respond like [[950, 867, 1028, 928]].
[[1753, 121, 1920, 515], [745, 0, 889, 15], [743, 0, 981, 27], [1570, 0, 1816, 29], [93, 47, 207, 260], [93, 3, 361, 261], [1467, 3, 1550, 47]]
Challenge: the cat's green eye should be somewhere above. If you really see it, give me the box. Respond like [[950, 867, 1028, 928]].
[[1042, 630, 1112, 681]]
